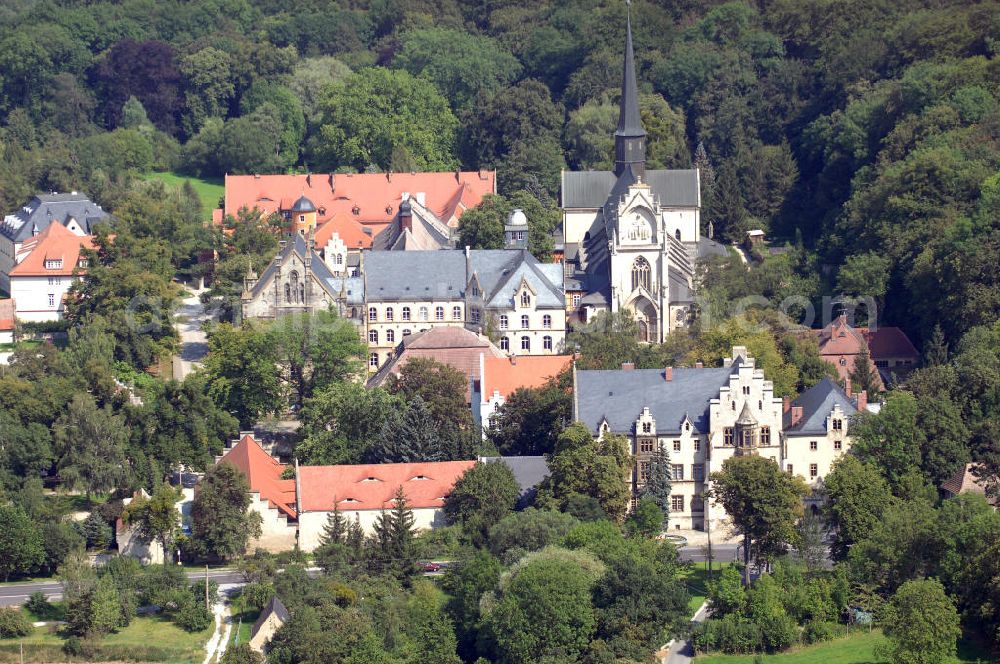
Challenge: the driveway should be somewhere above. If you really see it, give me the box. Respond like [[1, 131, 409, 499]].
[[172, 289, 212, 380], [661, 601, 712, 664]]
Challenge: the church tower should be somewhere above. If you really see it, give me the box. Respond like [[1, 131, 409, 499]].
[[614, 5, 646, 179]]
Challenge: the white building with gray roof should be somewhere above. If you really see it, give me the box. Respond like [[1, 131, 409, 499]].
[[560, 8, 727, 341], [574, 346, 860, 531], [0, 192, 107, 292], [363, 248, 565, 371]]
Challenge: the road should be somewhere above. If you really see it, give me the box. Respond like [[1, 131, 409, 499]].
[[0, 569, 244, 607], [171, 289, 211, 380], [0, 545, 736, 607]]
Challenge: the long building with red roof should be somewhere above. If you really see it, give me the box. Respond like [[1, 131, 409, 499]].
[[215, 433, 476, 552]]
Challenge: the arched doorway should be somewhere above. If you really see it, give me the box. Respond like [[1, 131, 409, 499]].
[[628, 297, 658, 343]]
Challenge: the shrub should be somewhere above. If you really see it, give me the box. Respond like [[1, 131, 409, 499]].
[[0, 607, 31, 637], [241, 582, 275, 611], [25, 591, 52, 618], [803, 619, 839, 644], [174, 601, 213, 632]]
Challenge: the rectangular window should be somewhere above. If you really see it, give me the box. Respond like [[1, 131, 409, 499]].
[[724, 427, 734, 445], [499, 315, 508, 330], [810, 441, 818, 451], [543, 336, 553, 351], [639, 461, 649, 482], [834, 439, 842, 450], [694, 439, 701, 452], [673, 439, 681, 452], [639, 438, 654, 453], [693, 464, 705, 481], [810, 463, 818, 479], [671, 495, 684, 512], [671, 464, 684, 481], [48, 293, 55, 307], [521, 314, 529, 328], [572, 294, 581, 308], [435, 306, 444, 321], [452, 306, 462, 320], [761, 426, 771, 446], [787, 464, 793, 475]]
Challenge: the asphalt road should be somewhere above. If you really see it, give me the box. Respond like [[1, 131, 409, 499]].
[[0, 545, 739, 607], [0, 569, 244, 607]]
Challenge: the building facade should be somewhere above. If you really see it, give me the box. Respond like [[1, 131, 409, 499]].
[[574, 347, 861, 531], [8, 223, 94, 322], [560, 10, 726, 339], [363, 249, 566, 371]]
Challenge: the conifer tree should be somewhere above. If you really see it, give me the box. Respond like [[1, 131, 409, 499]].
[[640, 448, 672, 527], [924, 324, 948, 366], [319, 501, 347, 545], [850, 346, 879, 397], [369, 396, 444, 463], [368, 487, 418, 580]]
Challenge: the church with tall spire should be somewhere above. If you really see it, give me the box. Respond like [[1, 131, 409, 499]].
[[561, 4, 727, 342]]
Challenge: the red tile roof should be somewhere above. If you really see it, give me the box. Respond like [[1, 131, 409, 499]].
[[861, 327, 919, 360], [217, 435, 297, 520], [220, 171, 496, 231], [9, 223, 94, 277], [941, 463, 995, 504], [314, 214, 373, 250], [481, 355, 572, 400], [298, 460, 476, 512], [0, 299, 13, 331], [817, 315, 866, 357]]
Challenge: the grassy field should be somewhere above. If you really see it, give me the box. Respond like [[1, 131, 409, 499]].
[[145, 171, 224, 219], [0, 614, 212, 663], [226, 592, 259, 649], [694, 630, 997, 663], [679, 561, 731, 615]]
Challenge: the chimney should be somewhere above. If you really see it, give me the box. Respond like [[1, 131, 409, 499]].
[[400, 201, 412, 233], [856, 390, 867, 412], [790, 405, 804, 427], [695, 361, 703, 369], [665, 366, 673, 381], [621, 361, 634, 371], [510, 355, 517, 366], [845, 377, 852, 397], [783, 396, 791, 414]]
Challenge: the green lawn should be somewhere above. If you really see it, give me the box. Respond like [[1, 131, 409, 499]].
[[145, 171, 225, 219], [227, 592, 259, 649], [679, 562, 731, 615], [0, 614, 212, 663], [694, 630, 996, 664]]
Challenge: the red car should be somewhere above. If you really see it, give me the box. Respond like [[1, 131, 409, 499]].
[[419, 561, 442, 573]]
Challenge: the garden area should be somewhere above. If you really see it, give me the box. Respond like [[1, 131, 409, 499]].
[[145, 171, 224, 220]]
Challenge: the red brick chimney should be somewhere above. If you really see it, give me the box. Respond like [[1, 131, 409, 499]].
[[621, 361, 635, 371], [844, 377, 852, 397], [856, 390, 867, 412], [790, 405, 804, 427], [665, 366, 673, 381], [783, 396, 791, 414]]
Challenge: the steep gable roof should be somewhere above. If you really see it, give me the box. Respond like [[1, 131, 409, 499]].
[[251, 596, 290, 639], [247, 233, 340, 301], [941, 463, 994, 503], [783, 377, 858, 434], [862, 326, 919, 360], [314, 214, 372, 250], [817, 315, 867, 356], [298, 460, 476, 512], [217, 435, 297, 520], [9, 223, 94, 277], [1, 192, 108, 243]]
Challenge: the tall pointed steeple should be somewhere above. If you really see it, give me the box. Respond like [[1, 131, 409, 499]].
[[614, 1, 646, 179]]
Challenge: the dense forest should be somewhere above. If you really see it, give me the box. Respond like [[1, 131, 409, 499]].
[[0, 0, 996, 347]]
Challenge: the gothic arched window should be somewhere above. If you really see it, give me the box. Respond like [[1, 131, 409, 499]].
[[287, 271, 301, 303], [631, 257, 651, 292]]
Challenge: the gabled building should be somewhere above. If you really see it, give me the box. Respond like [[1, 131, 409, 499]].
[[249, 596, 290, 654], [215, 170, 496, 237], [9, 222, 94, 322], [473, 354, 573, 432], [0, 192, 107, 292], [363, 248, 566, 370], [560, 10, 726, 339], [241, 231, 364, 322], [366, 326, 505, 399], [574, 347, 858, 531], [815, 315, 918, 389], [372, 195, 455, 251]]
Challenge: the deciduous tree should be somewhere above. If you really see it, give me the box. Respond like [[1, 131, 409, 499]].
[[190, 462, 262, 561], [880, 578, 960, 664]]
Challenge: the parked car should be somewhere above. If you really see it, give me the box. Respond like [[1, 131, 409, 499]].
[[419, 561, 441, 573]]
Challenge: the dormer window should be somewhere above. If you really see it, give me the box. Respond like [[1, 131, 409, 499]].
[[77, 258, 88, 268], [44, 259, 63, 269], [520, 291, 531, 307], [341, 498, 360, 503], [832, 418, 843, 431], [360, 476, 381, 482], [411, 475, 430, 481]]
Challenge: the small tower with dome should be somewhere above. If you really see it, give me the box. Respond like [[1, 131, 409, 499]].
[[504, 208, 528, 249], [289, 195, 318, 235]]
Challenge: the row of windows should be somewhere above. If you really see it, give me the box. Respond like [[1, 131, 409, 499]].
[[498, 336, 553, 352], [722, 426, 772, 445], [498, 314, 552, 329], [370, 328, 423, 344], [808, 439, 843, 451], [637, 463, 705, 482], [369, 305, 461, 322], [638, 438, 703, 453], [670, 495, 704, 512]]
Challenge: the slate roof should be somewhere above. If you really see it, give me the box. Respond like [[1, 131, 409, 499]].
[[372, 198, 454, 251], [783, 377, 857, 435], [616, 10, 645, 139], [1, 193, 107, 243], [478, 456, 550, 505], [247, 233, 340, 301], [251, 597, 290, 639], [561, 169, 700, 209], [363, 249, 564, 308], [576, 365, 735, 435]]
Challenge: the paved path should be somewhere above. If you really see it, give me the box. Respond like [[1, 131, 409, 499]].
[[172, 289, 211, 380], [661, 601, 712, 664], [203, 584, 239, 664]]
